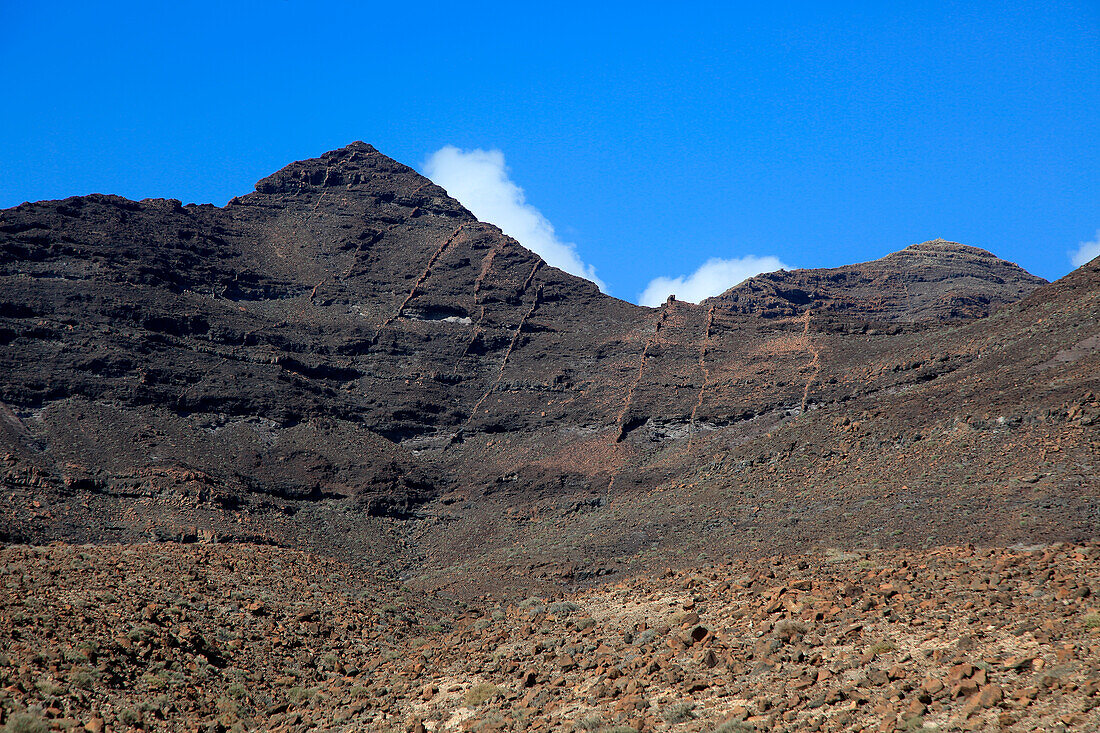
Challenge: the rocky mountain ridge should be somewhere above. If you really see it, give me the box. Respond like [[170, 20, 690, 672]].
[[706, 241, 1046, 322], [0, 143, 1097, 599]]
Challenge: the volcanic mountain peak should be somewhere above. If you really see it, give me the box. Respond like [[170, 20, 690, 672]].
[[706, 238, 1046, 322], [248, 141, 466, 215], [896, 237, 992, 254], [879, 238, 1015, 267]]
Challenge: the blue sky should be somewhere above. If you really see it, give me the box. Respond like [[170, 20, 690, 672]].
[[2, 1, 1097, 302]]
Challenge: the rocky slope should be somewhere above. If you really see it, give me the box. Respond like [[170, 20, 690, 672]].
[[0, 143, 1097, 598], [3, 541, 1100, 732], [705, 241, 1046, 322]]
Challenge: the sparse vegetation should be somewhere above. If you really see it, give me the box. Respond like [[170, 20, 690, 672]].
[[117, 708, 142, 727], [70, 666, 99, 689], [575, 715, 603, 731], [466, 682, 503, 706], [3, 713, 48, 733], [518, 597, 545, 612], [33, 680, 64, 696], [776, 619, 807, 640], [662, 702, 696, 724], [141, 671, 167, 690], [286, 686, 315, 705], [713, 722, 754, 733], [548, 601, 580, 616], [127, 625, 155, 643]]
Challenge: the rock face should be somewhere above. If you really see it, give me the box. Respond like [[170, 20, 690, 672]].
[[1, 143, 1098, 595], [706, 240, 1047, 321]]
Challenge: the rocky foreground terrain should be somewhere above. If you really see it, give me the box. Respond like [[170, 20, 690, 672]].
[[3, 542, 1100, 732]]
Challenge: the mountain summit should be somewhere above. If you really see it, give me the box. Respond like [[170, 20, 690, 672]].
[[706, 239, 1046, 321]]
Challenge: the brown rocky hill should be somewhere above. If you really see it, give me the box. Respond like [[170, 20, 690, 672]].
[[705, 241, 1046, 321], [1, 143, 1097, 598]]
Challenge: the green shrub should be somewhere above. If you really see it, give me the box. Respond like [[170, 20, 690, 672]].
[[227, 682, 247, 699], [70, 666, 100, 689], [127, 626, 155, 643], [3, 713, 49, 733], [662, 702, 696, 723], [34, 680, 64, 696], [517, 598, 545, 613], [867, 640, 896, 657], [775, 620, 807, 640], [287, 686, 315, 705], [713, 722, 754, 733], [1083, 613, 1100, 629], [465, 682, 503, 706], [548, 601, 579, 616], [117, 708, 142, 727]]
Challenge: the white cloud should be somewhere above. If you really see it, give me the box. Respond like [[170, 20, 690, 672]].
[[1070, 230, 1100, 268], [638, 255, 789, 308], [422, 146, 606, 291]]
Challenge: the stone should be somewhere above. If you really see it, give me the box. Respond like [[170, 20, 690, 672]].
[[978, 684, 1003, 707]]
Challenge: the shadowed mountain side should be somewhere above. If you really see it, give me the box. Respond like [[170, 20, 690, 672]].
[[0, 142, 645, 552], [1, 144, 1096, 597]]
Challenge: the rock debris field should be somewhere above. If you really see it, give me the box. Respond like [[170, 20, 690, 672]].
[[3, 542, 1099, 733]]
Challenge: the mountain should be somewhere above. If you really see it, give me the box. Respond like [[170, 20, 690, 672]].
[[705, 240, 1047, 321], [1, 143, 1097, 599]]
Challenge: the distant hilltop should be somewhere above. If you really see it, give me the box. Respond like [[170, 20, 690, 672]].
[[706, 239, 1046, 321]]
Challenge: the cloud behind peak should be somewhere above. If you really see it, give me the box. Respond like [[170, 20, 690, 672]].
[[1070, 230, 1100, 268], [422, 146, 606, 292], [639, 254, 789, 307]]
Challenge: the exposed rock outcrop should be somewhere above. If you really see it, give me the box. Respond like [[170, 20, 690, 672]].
[[706, 240, 1046, 321]]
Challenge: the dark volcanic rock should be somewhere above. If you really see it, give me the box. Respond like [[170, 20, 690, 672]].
[[1, 143, 1097, 596], [706, 240, 1047, 321]]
